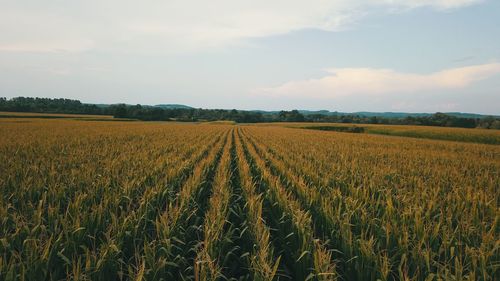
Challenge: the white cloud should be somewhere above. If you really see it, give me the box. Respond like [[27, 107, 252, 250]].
[[380, 0, 483, 10], [254, 63, 500, 98], [0, 0, 484, 54], [0, 40, 95, 53]]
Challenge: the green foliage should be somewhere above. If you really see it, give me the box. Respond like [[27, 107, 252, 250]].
[[0, 118, 498, 280], [3, 96, 499, 128]]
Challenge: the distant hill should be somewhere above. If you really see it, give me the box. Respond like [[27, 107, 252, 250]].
[[2, 97, 499, 128], [154, 104, 193, 109], [350, 112, 491, 119], [87, 103, 497, 118], [251, 110, 497, 119], [90, 103, 193, 110]]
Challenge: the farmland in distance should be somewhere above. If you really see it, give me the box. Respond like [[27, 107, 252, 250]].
[[0, 118, 499, 280]]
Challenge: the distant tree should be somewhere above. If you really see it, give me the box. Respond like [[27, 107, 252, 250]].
[[1, 96, 499, 128], [491, 120, 500, 129], [289, 110, 305, 122], [278, 110, 305, 122], [112, 104, 128, 118]]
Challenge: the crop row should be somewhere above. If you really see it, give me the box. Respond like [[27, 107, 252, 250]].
[[0, 120, 498, 280], [240, 125, 499, 280]]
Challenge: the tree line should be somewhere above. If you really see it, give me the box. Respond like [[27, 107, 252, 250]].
[[1, 97, 499, 129]]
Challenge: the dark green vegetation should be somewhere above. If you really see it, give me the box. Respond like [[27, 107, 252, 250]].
[[2, 96, 499, 129], [302, 126, 365, 133], [0, 97, 105, 115]]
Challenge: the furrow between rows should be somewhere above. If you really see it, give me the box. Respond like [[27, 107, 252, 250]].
[[238, 128, 337, 281]]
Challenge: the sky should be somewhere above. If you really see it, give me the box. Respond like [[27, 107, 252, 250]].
[[0, 0, 499, 114]]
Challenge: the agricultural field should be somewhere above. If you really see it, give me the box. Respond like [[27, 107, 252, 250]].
[[0, 112, 137, 122], [279, 123, 500, 145], [0, 112, 113, 119], [0, 118, 499, 281]]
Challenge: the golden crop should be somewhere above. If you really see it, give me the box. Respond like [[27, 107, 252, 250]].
[[0, 118, 498, 280]]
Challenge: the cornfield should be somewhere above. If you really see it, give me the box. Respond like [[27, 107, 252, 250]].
[[0, 118, 499, 280]]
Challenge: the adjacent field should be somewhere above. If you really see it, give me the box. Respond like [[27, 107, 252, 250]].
[[0, 119, 499, 280], [0, 111, 113, 119], [282, 122, 500, 145]]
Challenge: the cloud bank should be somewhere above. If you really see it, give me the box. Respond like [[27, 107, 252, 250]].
[[0, 0, 484, 54], [254, 63, 500, 98]]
